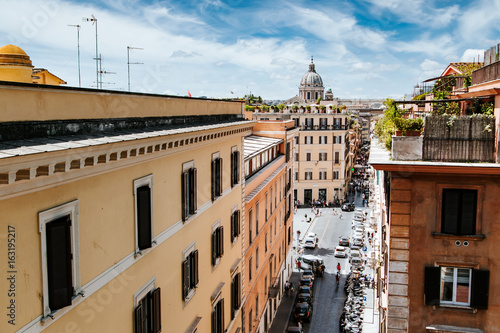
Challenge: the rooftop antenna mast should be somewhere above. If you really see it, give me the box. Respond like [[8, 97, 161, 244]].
[[68, 24, 81, 87], [97, 54, 116, 89], [127, 46, 144, 91], [83, 15, 100, 88]]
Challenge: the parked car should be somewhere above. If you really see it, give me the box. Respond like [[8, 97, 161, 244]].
[[350, 257, 363, 267], [350, 249, 362, 260], [306, 232, 318, 241], [303, 237, 317, 249], [353, 237, 364, 247], [297, 285, 312, 296], [301, 270, 315, 282], [342, 202, 355, 211], [334, 246, 348, 258], [298, 255, 325, 270], [339, 236, 350, 246], [293, 302, 313, 322], [296, 292, 313, 305], [299, 277, 314, 289]]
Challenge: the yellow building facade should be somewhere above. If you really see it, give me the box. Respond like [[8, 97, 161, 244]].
[[0, 80, 253, 333], [242, 121, 297, 333]]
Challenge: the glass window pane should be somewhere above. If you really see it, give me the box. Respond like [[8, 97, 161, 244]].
[[456, 268, 470, 304], [440, 267, 454, 302]]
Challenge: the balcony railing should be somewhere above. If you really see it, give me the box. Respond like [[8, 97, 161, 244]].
[[300, 124, 348, 131], [472, 61, 500, 85]]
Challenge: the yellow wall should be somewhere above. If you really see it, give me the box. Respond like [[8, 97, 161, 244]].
[[0, 85, 244, 122], [0, 127, 246, 332], [0, 66, 32, 83]]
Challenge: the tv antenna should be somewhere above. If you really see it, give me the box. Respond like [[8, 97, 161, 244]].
[[68, 24, 81, 87], [82, 15, 100, 88], [127, 46, 144, 91], [97, 54, 116, 88]]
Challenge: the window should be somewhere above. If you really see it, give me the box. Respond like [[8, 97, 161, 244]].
[[305, 171, 312, 180], [274, 182, 277, 208], [231, 149, 240, 187], [265, 232, 268, 253], [270, 221, 273, 243], [248, 309, 253, 332], [182, 244, 199, 301], [306, 152, 311, 161], [231, 273, 241, 320], [212, 298, 224, 333], [294, 152, 299, 161], [39, 200, 80, 317], [441, 189, 477, 235], [211, 154, 223, 201], [211, 221, 224, 266], [249, 209, 253, 243], [334, 152, 340, 164], [319, 171, 327, 180], [319, 152, 327, 161], [135, 279, 161, 333], [256, 246, 259, 268], [255, 295, 259, 316], [182, 163, 197, 221], [256, 202, 260, 233], [285, 142, 290, 162], [230, 209, 240, 243], [249, 257, 253, 281], [319, 136, 328, 144], [333, 171, 339, 179], [265, 193, 268, 221], [294, 136, 299, 144], [424, 266, 489, 309], [295, 172, 298, 181], [270, 187, 273, 214], [134, 175, 153, 252]]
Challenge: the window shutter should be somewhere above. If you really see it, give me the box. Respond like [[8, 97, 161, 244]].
[[230, 279, 235, 320], [461, 191, 477, 235], [471, 269, 489, 309], [46, 215, 73, 311], [424, 266, 441, 305], [137, 185, 152, 250], [211, 160, 216, 201], [191, 168, 197, 213], [230, 152, 235, 187], [193, 250, 199, 287], [182, 258, 189, 300], [152, 288, 161, 333], [182, 171, 188, 221], [135, 302, 144, 333], [212, 231, 217, 265], [220, 298, 225, 333], [237, 273, 241, 308], [230, 213, 235, 243], [235, 151, 240, 184], [211, 307, 217, 333], [442, 189, 459, 234], [236, 210, 241, 236], [219, 226, 224, 257], [218, 158, 223, 196]]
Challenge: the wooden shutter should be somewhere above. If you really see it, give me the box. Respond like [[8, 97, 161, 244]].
[[182, 258, 189, 300], [182, 171, 189, 221], [460, 190, 477, 235], [230, 152, 235, 187], [235, 151, 240, 184], [193, 250, 199, 287], [471, 269, 489, 309], [442, 189, 459, 234], [152, 288, 161, 333], [211, 160, 216, 201], [230, 279, 235, 320], [219, 226, 224, 257], [424, 266, 441, 305], [46, 215, 73, 311], [230, 213, 235, 243], [220, 298, 225, 333], [137, 185, 152, 250], [212, 231, 217, 265], [236, 274, 241, 308], [236, 210, 240, 236], [211, 307, 217, 333], [218, 158, 223, 196], [191, 168, 197, 213], [135, 302, 144, 333]]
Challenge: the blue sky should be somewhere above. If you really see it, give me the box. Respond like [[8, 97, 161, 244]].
[[1, 0, 499, 99]]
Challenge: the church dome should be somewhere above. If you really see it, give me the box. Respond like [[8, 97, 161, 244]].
[[0, 44, 34, 83], [300, 59, 323, 87]]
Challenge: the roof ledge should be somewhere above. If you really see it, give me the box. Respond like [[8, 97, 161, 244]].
[[426, 324, 484, 333]]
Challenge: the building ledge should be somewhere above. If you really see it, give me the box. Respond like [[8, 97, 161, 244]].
[[426, 324, 483, 333], [431, 233, 485, 241]]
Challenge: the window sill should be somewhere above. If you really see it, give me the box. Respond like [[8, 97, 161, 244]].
[[42, 293, 84, 323], [431, 304, 477, 313], [431, 233, 485, 241]]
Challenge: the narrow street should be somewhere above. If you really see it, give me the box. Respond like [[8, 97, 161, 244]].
[[279, 189, 378, 333]]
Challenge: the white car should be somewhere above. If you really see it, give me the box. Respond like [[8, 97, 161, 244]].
[[303, 237, 317, 249], [353, 237, 364, 247], [306, 232, 318, 242], [334, 246, 348, 258], [350, 249, 362, 260]]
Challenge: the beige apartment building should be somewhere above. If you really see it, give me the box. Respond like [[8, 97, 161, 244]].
[[0, 45, 256, 333], [242, 120, 297, 333]]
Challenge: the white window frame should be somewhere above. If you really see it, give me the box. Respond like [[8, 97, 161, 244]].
[[134, 174, 154, 254], [39, 200, 81, 318], [440, 266, 472, 306], [183, 241, 197, 303], [212, 219, 223, 268], [134, 276, 156, 306]]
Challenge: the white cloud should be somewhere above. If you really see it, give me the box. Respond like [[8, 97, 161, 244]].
[[460, 49, 485, 62], [457, 0, 500, 43]]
